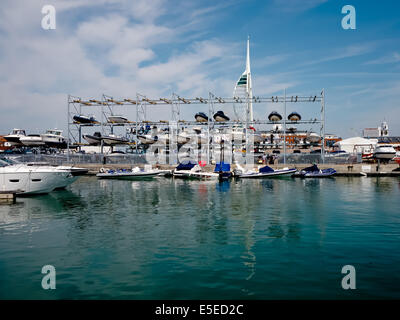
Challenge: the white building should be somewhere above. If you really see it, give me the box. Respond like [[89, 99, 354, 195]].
[[363, 121, 389, 138], [334, 137, 378, 154]]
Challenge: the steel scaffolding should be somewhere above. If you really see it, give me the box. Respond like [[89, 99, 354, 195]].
[[67, 90, 325, 164]]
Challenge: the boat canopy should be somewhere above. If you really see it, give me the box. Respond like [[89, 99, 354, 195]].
[[259, 166, 274, 173], [214, 162, 231, 172], [176, 160, 197, 171], [302, 164, 320, 172]]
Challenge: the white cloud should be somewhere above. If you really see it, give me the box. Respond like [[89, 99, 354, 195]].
[[271, 0, 328, 13], [364, 52, 400, 65]]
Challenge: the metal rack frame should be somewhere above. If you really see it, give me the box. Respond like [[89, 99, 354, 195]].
[[67, 90, 325, 164]]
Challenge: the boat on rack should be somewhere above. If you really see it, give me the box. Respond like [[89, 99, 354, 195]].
[[73, 114, 99, 124], [373, 144, 396, 161], [0, 136, 12, 152], [268, 111, 282, 122], [295, 164, 336, 178], [4, 129, 27, 146], [83, 131, 102, 145], [213, 111, 230, 122], [19, 134, 45, 147], [96, 166, 161, 180], [234, 163, 297, 178], [195, 112, 209, 122], [305, 132, 320, 144], [101, 134, 129, 145], [137, 134, 158, 145], [41, 129, 67, 148], [393, 151, 400, 165], [288, 112, 301, 122], [107, 115, 129, 123]]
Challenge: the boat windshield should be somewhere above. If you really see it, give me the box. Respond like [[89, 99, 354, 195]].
[[0, 159, 11, 167], [0, 158, 20, 165]]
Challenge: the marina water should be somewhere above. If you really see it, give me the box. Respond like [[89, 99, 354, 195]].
[[1, 176, 399, 299]]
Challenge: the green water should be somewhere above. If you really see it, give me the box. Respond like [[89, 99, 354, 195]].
[[0, 176, 399, 299]]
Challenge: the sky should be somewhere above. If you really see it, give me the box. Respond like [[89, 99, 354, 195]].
[[0, 0, 399, 138]]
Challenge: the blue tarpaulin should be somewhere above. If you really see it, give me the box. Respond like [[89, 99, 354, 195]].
[[259, 166, 274, 173], [214, 162, 231, 172], [176, 160, 197, 171]]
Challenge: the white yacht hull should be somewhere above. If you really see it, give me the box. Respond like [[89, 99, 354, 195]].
[[373, 146, 396, 160], [102, 138, 129, 145], [0, 166, 72, 194], [20, 137, 45, 146]]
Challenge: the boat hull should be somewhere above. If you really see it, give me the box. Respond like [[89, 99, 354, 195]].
[[108, 116, 128, 123], [102, 137, 129, 145], [237, 168, 297, 178], [373, 152, 396, 160], [3, 136, 23, 146], [173, 170, 219, 180], [0, 167, 73, 194], [96, 171, 159, 179], [297, 169, 337, 178]]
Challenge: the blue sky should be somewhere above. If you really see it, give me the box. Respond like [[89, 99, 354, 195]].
[[0, 0, 399, 137]]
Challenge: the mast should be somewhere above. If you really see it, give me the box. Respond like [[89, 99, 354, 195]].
[[246, 36, 253, 122]]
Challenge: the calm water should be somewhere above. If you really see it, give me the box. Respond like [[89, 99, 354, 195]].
[[0, 176, 399, 299]]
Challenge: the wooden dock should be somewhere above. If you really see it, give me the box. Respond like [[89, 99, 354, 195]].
[[0, 191, 16, 204]]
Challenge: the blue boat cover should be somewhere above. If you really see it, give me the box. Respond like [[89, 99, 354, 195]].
[[259, 166, 275, 173], [214, 162, 231, 172], [176, 160, 197, 171]]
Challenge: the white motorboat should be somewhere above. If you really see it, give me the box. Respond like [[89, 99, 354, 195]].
[[137, 134, 158, 145], [19, 134, 45, 147], [41, 129, 67, 148], [108, 115, 129, 123], [24, 162, 88, 189], [101, 134, 129, 145], [306, 132, 320, 143], [177, 131, 191, 144], [373, 144, 396, 161], [96, 166, 161, 179], [4, 129, 27, 146], [173, 163, 219, 180], [0, 158, 76, 194], [234, 163, 297, 178]]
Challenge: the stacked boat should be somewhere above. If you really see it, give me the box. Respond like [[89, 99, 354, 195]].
[[73, 114, 99, 124], [83, 132, 129, 146], [4, 128, 68, 149]]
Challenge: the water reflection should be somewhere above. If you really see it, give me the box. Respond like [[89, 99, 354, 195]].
[[2, 176, 400, 299]]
